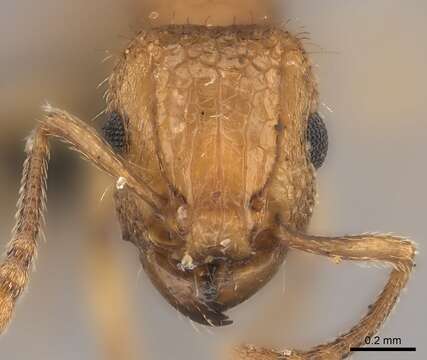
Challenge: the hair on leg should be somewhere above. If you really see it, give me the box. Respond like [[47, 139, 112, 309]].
[[234, 226, 416, 359], [41, 105, 165, 209], [0, 106, 163, 333], [0, 129, 48, 332]]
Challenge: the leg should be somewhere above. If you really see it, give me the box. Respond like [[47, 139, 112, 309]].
[[234, 226, 416, 360], [0, 128, 48, 332], [41, 105, 165, 209], [0, 106, 161, 333]]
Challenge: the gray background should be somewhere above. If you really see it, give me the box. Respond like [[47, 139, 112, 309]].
[[0, 1, 425, 359]]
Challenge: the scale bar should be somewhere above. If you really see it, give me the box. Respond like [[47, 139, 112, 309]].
[[351, 347, 416, 352]]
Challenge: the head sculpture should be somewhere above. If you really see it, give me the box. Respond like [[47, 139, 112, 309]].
[[107, 25, 319, 325], [0, 23, 415, 360]]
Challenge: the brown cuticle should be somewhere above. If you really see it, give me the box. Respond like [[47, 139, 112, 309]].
[[0, 24, 416, 360]]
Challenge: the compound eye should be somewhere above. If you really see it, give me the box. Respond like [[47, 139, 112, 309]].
[[102, 111, 125, 153], [307, 112, 328, 169]]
